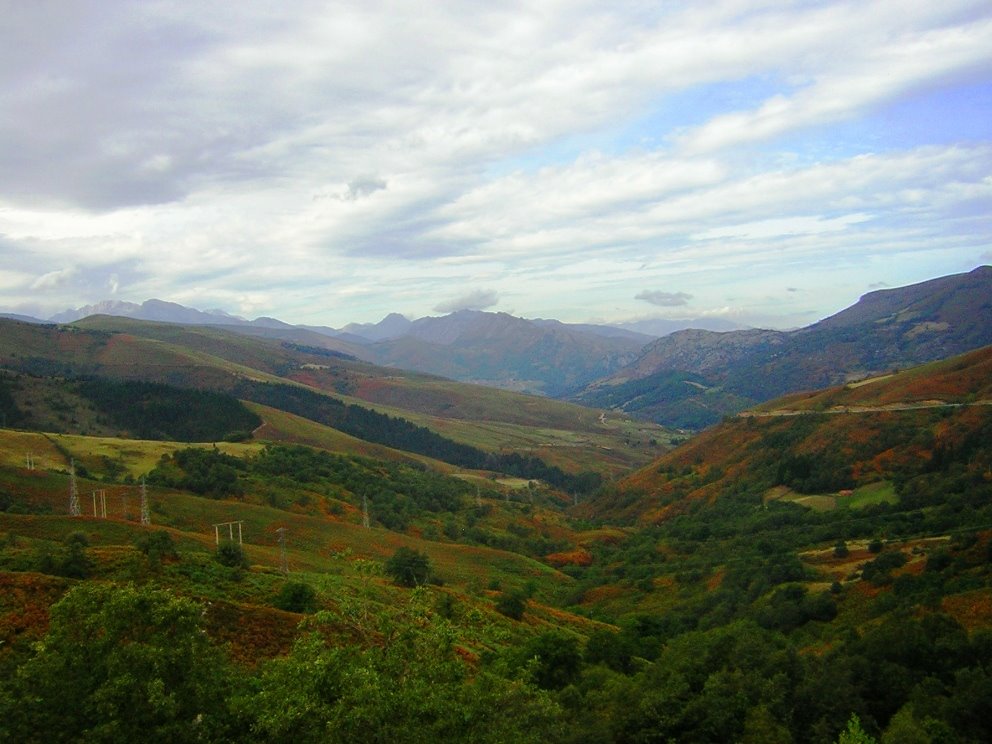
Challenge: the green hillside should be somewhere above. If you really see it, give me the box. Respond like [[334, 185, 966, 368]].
[[2, 325, 992, 742], [0, 317, 668, 478]]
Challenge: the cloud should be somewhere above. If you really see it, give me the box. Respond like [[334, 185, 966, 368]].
[[340, 177, 387, 201], [31, 267, 76, 290], [434, 289, 499, 313], [0, 3, 990, 326], [636, 290, 693, 307], [868, 281, 890, 289], [676, 9, 992, 154]]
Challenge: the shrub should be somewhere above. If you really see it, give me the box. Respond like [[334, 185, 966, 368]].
[[215, 540, 248, 569], [384, 547, 431, 587], [495, 591, 527, 620], [134, 531, 178, 565], [274, 581, 317, 613]]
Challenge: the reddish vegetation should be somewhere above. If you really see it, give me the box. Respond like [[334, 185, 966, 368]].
[[203, 599, 302, 665], [580, 585, 628, 604], [544, 548, 593, 567], [942, 589, 992, 631], [0, 572, 67, 651]]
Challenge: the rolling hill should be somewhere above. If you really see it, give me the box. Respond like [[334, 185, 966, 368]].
[[0, 315, 668, 481], [587, 343, 992, 525], [574, 265, 992, 428], [2, 337, 992, 741]]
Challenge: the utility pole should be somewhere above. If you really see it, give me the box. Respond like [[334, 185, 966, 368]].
[[362, 493, 370, 529], [213, 520, 244, 545], [276, 527, 288, 574], [92, 490, 107, 518], [69, 459, 80, 517], [140, 477, 150, 526]]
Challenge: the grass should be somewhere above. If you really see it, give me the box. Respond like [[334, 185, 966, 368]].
[[840, 481, 898, 509], [0, 460, 573, 600]]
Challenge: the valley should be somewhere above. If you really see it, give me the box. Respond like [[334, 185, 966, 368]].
[[1, 270, 991, 742]]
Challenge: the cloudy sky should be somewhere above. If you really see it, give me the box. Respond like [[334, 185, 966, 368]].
[[1, 1, 990, 329]]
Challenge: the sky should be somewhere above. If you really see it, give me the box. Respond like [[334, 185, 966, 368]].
[[1, 0, 990, 330]]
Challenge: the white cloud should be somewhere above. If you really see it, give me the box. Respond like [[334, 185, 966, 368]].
[[0, 1, 989, 325], [693, 214, 873, 241], [31, 266, 76, 290], [433, 289, 500, 314], [636, 290, 693, 307]]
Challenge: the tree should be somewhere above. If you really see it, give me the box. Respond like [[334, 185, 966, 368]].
[[135, 530, 178, 569], [495, 590, 527, 620], [837, 714, 878, 744], [384, 547, 431, 587], [216, 540, 248, 568], [248, 593, 565, 742], [522, 631, 583, 691], [585, 628, 636, 674], [275, 581, 317, 613], [5, 583, 239, 742]]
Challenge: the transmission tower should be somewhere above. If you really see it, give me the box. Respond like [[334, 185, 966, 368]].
[[276, 527, 288, 574], [140, 477, 151, 526], [68, 459, 81, 516], [362, 493, 370, 529]]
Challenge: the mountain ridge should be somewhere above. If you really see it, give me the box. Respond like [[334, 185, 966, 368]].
[[573, 266, 992, 428]]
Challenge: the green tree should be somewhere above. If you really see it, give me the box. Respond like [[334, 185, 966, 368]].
[[881, 704, 931, 744], [521, 631, 583, 691], [384, 546, 431, 587], [837, 714, 878, 744], [495, 590, 527, 620], [216, 540, 248, 568], [275, 581, 317, 613], [6, 583, 239, 742], [248, 592, 564, 742], [134, 530, 178, 569]]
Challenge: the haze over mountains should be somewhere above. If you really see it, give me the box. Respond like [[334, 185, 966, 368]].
[[3, 266, 990, 428]]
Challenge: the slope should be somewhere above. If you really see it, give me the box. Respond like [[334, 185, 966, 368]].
[[0, 317, 669, 479], [574, 265, 992, 428], [588, 344, 992, 525]]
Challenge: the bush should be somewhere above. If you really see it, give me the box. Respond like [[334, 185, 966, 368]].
[[275, 581, 317, 613], [215, 540, 248, 569], [495, 591, 527, 620], [384, 547, 431, 587], [134, 531, 178, 565]]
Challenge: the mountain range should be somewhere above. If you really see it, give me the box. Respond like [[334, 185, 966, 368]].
[[3, 266, 990, 428], [573, 265, 992, 427]]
